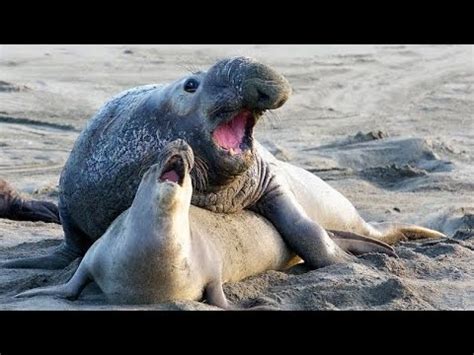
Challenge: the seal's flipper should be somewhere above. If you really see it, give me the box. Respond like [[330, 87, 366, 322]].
[[1, 242, 81, 270], [328, 230, 397, 257], [13, 199, 61, 224], [368, 222, 446, 245], [254, 183, 354, 269], [15, 262, 91, 300], [204, 281, 229, 309], [0, 178, 60, 224]]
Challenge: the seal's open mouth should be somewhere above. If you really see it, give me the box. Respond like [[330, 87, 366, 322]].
[[212, 110, 256, 155], [159, 155, 186, 186]]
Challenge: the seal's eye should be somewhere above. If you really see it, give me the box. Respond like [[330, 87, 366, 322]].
[[184, 78, 199, 93]]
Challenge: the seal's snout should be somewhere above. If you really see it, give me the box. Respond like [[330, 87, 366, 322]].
[[156, 139, 194, 186], [216, 56, 291, 111], [207, 56, 292, 112], [242, 76, 290, 111], [240, 61, 291, 111], [206, 57, 291, 158]]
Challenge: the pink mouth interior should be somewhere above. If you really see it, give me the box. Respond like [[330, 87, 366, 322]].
[[212, 111, 251, 154], [160, 170, 179, 183]]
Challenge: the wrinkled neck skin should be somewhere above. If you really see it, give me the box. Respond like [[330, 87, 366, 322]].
[[191, 153, 272, 213]]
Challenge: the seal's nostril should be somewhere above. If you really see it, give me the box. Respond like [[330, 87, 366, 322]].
[[275, 98, 285, 108], [257, 89, 270, 103]]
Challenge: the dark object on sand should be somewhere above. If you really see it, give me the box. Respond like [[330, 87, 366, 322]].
[[0, 179, 60, 224]]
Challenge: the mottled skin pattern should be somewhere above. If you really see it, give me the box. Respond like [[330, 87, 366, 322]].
[[0, 179, 59, 224], [3, 56, 445, 270]]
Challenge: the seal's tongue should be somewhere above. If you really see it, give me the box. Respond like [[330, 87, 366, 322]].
[[160, 170, 180, 183], [159, 155, 185, 184], [213, 111, 250, 154]]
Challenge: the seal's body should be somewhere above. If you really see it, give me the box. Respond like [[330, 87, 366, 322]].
[[4, 57, 445, 270], [0, 179, 59, 224], [77, 206, 298, 306], [15, 141, 299, 307]]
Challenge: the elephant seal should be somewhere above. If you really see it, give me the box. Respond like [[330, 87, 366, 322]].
[[0, 179, 60, 224], [3, 56, 444, 270], [14, 141, 296, 307], [15, 141, 395, 307]]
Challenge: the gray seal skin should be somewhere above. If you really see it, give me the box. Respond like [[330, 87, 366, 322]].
[[3, 56, 445, 270], [14, 141, 395, 307], [0, 179, 60, 224]]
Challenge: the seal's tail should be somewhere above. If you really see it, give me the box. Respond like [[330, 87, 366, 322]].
[[366, 222, 447, 245]]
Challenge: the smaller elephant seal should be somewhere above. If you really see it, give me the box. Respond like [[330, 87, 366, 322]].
[[0, 179, 60, 224], [14, 140, 296, 307], [15, 140, 394, 307]]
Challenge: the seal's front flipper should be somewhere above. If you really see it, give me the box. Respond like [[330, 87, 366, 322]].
[[15, 262, 91, 300], [328, 230, 397, 257], [1, 242, 81, 270], [369, 222, 447, 245], [254, 181, 354, 269], [204, 280, 229, 309]]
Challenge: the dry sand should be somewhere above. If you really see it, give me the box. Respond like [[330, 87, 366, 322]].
[[0, 45, 472, 310]]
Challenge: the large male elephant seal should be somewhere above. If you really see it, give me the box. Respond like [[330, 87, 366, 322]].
[[0, 179, 60, 224], [3, 56, 444, 270], [15, 141, 394, 307]]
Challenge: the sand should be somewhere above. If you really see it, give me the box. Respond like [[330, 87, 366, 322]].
[[0, 45, 472, 310]]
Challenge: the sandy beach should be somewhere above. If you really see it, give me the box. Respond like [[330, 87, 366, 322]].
[[0, 45, 472, 310]]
